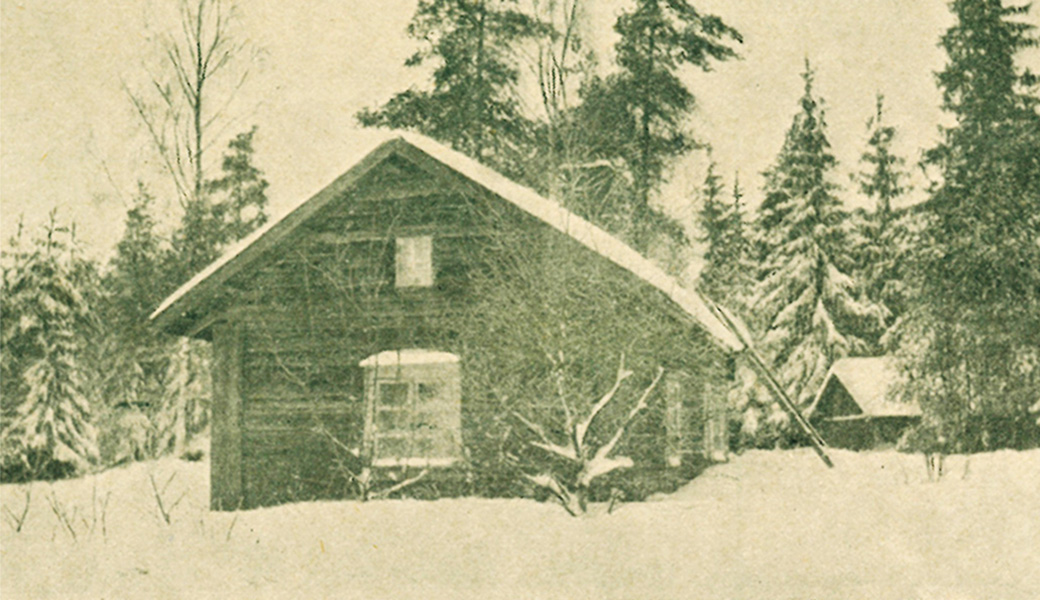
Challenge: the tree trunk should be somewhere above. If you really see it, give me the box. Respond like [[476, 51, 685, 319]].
[[638, 27, 655, 211], [473, 0, 487, 156], [193, 2, 205, 205]]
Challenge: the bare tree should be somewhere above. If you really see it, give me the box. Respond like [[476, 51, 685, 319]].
[[528, 0, 585, 127], [125, 0, 252, 208]]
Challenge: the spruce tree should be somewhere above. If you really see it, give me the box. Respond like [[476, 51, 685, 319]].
[[697, 160, 750, 305], [1, 214, 99, 478], [851, 94, 911, 326], [751, 62, 886, 410], [108, 184, 168, 327], [899, 0, 1040, 450], [356, 0, 545, 176], [857, 94, 908, 226], [95, 187, 171, 463]]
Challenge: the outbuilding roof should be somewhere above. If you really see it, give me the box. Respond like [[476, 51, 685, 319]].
[[807, 357, 921, 419], [150, 132, 744, 352]]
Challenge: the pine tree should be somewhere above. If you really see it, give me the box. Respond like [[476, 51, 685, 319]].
[[356, 0, 545, 176], [751, 62, 886, 411], [205, 126, 270, 244], [575, 0, 741, 214], [1, 213, 100, 478], [172, 128, 270, 281], [899, 0, 1040, 451]]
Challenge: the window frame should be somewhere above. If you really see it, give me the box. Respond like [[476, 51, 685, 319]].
[[360, 350, 461, 468], [394, 235, 434, 289]]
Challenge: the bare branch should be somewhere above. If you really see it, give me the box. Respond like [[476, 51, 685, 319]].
[[593, 366, 665, 465], [530, 440, 579, 461], [524, 472, 578, 517], [149, 472, 184, 525], [123, 80, 190, 205], [313, 424, 359, 458], [369, 469, 430, 500], [46, 489, 77, 541], [574, 353, 633, 452], [578, 455, 634, 488], [1, 486, 31, 533], [511, 409, 577, 461]]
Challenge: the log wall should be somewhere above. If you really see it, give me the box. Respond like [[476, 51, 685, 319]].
[[205, 157, 731, 508]]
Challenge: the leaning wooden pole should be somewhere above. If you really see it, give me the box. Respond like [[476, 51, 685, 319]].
[[708, 300, 834, 468]]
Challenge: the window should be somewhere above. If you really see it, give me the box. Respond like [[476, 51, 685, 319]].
[[395, 236, 433, 288], [360, 350, 461, 467], [664, 376, 686, 467]]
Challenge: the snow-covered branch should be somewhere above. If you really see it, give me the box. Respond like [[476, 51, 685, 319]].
[[516, 355, 664, 516]]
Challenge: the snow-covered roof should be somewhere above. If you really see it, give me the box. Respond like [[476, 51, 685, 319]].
[[359, 349, 460, 368], [807, 357, 921, 418], [150, 132, 743, 352]]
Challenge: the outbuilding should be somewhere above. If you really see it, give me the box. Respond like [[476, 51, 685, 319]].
[[806, 357, 921, 450]]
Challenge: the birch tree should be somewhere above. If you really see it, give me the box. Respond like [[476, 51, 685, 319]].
[[126, 0, 249, 209]]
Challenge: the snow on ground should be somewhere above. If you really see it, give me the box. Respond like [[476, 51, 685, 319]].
[[2, 447, 1038, 599]]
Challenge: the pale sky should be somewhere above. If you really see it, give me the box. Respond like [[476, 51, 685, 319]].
[[2, 1, 1036, 259]]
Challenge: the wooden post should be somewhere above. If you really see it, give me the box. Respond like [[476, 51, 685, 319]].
[[210, 321, 244, 509]]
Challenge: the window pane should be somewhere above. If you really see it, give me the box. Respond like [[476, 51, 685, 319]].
[[378, 382, 409, 407], [412, 437, 434, 457], [376, 408, 410, 432], [375, 437, 411, 459], [417, 383, 443, 408], [395, 236, 433, 288], [428, 431, 457, 459]]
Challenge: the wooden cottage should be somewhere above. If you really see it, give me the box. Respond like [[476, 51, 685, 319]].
[[150, 133, 746, 509], [805, 357, 921, 450]]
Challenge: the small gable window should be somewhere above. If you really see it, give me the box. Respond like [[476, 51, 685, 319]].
[[395, 236, 433, 288], [360, 350, 461, 467]]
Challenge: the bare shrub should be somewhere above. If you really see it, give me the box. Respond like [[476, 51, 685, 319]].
[[1, 485, 31, 533], [512, 355, 664, 515], [149, 472, 187, 525], [314, 424, 430, 501], [46, 488, 78, 541]]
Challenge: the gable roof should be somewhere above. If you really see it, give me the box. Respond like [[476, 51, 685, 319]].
[[807, 357, 921, 419], [150, 132, 743, 352]]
